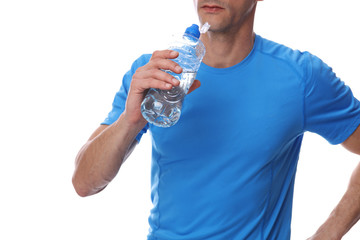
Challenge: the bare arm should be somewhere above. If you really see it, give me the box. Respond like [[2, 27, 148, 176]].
[[72, 50, 201, 197], [308, 125, 360, 240], [72, 116, 143, 197]]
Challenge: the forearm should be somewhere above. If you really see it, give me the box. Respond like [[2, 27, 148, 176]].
[[311, 163, 360, 239], [72, 50, 184, 197], [72, 113, 144, 197]]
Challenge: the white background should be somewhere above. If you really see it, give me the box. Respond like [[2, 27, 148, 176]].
[[0, 0, 359, 239]]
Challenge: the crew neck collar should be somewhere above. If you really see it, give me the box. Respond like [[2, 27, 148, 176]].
[[200, 34, 261, 74]]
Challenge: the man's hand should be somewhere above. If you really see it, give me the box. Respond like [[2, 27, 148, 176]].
[[123, 50, 201, 129]]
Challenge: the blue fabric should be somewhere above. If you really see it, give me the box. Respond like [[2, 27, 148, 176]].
[[102, 34, 360, 240], [101, 55, 151, 142]]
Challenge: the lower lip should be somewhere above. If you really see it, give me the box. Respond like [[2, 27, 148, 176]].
[[202, 6, 224, 13]]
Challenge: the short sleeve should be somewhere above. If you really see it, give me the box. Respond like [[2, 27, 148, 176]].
[[101, 54, 151, 142], [304, 54, 360, 144]]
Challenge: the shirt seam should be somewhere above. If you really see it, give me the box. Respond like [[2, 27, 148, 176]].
[[256, 50, 304, 81], [330, 114, 360, 145], [157, 157, 162, 231], [150, 153, 162, 237], [199, 34, 260, 74], [261, 160, 274, 239], [302, 53, 313, 132]]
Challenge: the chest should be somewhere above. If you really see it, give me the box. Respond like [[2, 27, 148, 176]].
[[149, 68, 304, 160]]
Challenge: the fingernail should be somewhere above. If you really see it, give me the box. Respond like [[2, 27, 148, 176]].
[[175, 66, 182, 72], [171, 51, 178, 57], [166, 83, 172, 88]]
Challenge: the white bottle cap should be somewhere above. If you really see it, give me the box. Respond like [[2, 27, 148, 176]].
[[200, 22, 210, 34]]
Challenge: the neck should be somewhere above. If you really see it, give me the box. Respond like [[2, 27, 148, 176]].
[[199, 9, 256, 68]]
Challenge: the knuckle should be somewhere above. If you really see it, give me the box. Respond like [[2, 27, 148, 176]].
[[151, 50, 165, 59], [171, 61, 179, 69], [168, 62, 181, 72], [149, 68, 158, 76], [132, 72, 141, 82], [135, 65, 146, 74], [149, 58, 160, 67], [151, 49, 174, 60], [167, 74, 174, 82], [163, 59, 175, 69], [149, 79, 160, 89], [131, 76, 140, 87], [134, 67, 142, 74]]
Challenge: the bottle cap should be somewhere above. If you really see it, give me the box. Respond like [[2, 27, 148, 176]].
[[185, 24, 200, 39], [200, 22, 210, 34]]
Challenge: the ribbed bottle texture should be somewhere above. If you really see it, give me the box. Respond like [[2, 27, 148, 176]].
[[141, 24, 206, 127]]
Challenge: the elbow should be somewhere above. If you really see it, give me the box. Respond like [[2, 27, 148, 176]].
[[73, 187, 90, 198], [72, 174, 107, 197], [72, 174, 92, 197]]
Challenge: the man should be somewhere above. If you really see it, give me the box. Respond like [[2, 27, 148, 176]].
[[72, 0, 360, 239]]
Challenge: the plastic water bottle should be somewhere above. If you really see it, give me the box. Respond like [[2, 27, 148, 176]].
[[141, 23, 209, 127]]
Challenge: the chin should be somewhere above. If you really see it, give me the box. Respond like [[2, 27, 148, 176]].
[[199, 16, 229, 32], [203, 22, 227, 33]]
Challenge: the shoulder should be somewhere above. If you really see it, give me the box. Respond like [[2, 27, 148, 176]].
[[122, 54, 152, 85], [254, 35, 316, 77], [115, 54, 152, 95], [255, 35, 312, 64], [130, 54, 152, 71]]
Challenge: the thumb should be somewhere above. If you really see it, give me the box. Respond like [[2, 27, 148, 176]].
[[187, 80, 201, 94]]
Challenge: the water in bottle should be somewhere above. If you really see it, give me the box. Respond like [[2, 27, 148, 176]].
[[141, 23, 209, 127]]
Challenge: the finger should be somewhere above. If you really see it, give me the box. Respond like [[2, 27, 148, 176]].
[[135, 68, 180, 86], [151, 50, 179, 60], [187, 80, 201, 94], [140, 78, 174, 91], [148, 58, 183, 74], [149, 69, 180, 86]]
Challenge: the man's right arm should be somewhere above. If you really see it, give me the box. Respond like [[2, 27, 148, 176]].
[[72, 50, 186, 197], [72, 114, 144, 197]]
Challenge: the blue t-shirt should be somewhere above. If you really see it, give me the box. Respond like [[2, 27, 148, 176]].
[[102, 34, 360, 240]]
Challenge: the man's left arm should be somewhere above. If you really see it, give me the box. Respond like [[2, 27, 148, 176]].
[[309, 125, 360, 240]]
